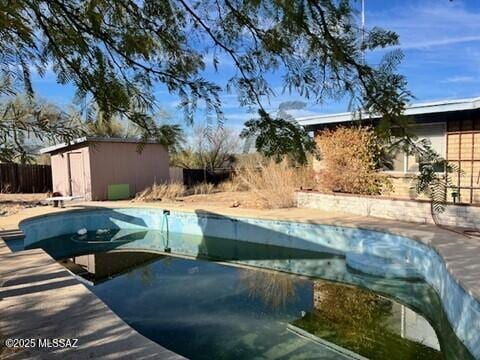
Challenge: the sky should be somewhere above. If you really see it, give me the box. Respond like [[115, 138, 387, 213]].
[[30, 0, 480, 131]]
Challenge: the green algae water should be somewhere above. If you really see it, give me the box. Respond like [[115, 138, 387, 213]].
[[25, 229, 473, 359]]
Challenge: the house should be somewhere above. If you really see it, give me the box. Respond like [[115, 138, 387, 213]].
[[297, 96, 480, 204], [40, 137, 170, 201]]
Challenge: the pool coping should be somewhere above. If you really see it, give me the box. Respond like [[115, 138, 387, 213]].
[[6, 200, 480, 304]]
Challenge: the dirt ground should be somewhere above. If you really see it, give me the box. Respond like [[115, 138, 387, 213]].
[[176, 191, 261, 208], [0, 191, 262, 218], [133, 190, 265, 209], [0, 193, 48, 217]]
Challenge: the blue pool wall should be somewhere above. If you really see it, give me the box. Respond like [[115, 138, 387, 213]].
[[20, 208, 480, 358]]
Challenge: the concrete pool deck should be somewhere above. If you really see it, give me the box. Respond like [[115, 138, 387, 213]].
[[0, 203, 188, 359], [1, 200, 480, 358], [0, 241, 184, 359]]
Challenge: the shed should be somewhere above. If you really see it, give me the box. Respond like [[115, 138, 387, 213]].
[[40, 137, 170, 201]]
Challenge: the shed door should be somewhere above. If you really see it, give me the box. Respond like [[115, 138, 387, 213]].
[[68, 152, 85, 197]]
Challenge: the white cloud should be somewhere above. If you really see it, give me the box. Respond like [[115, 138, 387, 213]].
[[402, 36, 480, 50], [441, 75, 478, 84], [224, 113, 252, 122], [369, 1, 480, 50], [364, 0, 480, 102]]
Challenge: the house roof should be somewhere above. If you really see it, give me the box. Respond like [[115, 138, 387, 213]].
[[39, 137, 162, 154], [296, 96, 480, 127]]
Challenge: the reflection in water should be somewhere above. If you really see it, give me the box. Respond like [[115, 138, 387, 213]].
[[239, 269, 303, 310], [60, 251, 162, 284], [71, 229, 149, 243], [25, 229, 157, 259], [292, 281, 442, 360], [27, 229, 474, 359]]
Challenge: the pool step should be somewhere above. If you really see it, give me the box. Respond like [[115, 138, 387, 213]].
[[346, 252, 422, 280], [287, 324, 368, 360], [0, 229, 24, 241]]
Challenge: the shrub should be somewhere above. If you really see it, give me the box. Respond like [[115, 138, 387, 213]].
[[189, 182, 216, 195], [216, 177, 249, 192], [135, 182, 185, 201], [316, 126, 391, 195], [235, 159, 315, 208]]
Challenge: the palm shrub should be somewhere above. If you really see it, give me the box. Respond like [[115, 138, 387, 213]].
[[413, 139, 458, 215]]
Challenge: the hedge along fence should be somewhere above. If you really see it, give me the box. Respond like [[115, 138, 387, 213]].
[[0, 163, 52, 193]]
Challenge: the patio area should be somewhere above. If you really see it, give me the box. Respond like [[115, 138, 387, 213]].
[[1, 200, 480, 358]]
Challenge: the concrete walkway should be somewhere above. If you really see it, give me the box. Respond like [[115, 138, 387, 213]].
[[1, 200, 480, 358], [0, 217, 184, 359]]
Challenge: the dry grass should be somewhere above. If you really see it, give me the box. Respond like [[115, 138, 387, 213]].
[[189, 182, 216, 195], [135, 182, 186, 202], [235, 159, 315, 209], [135, 181, 223, 201], [178, 191, 258, 208], [216, 177, 248, 193], [135, 159, 314, 209]]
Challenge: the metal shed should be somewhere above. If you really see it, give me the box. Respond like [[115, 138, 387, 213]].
[[40, 137, 170, 201]]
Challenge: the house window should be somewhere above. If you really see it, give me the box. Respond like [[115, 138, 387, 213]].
[[391, 149, 405, 172], [390, 123, 446, 173]]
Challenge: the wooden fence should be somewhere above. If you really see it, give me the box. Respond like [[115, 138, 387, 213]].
[[0, 163, 52, 193], [182, 168, 233, 186]]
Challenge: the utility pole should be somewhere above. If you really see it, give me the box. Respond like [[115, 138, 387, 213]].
[[361, 0, 366, 64], [361, 0, 365, 32]]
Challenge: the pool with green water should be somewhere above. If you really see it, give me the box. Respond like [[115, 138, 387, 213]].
[[23, 229, 473, 360]]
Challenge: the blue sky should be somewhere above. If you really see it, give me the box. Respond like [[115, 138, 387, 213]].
[[31, 0, 480, 131]]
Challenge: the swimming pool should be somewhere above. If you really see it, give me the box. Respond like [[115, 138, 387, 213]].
[[18, 208, 480, 359]]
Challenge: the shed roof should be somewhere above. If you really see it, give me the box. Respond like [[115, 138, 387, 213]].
[[296, 96, 480, 127], [40, 137, 162, 154]]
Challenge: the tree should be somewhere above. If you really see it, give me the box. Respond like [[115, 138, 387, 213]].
[[82, 104, 184, 149], [84, 104, 184, 151], [0, 96, 84, 163], [241, 102, 317, 164], [86, 115, 125, 138], [171, 125, 240, 169], [1, 1, 410, 159]]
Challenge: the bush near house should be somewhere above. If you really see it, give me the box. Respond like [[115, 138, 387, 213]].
[[315, 126, 392, 195], [235, 159, 315, 209]]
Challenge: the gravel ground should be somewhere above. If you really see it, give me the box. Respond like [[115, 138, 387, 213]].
[[0, 193, 48, 217]]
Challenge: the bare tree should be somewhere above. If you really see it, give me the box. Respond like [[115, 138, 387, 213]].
[[172, 125, 241, 170]]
